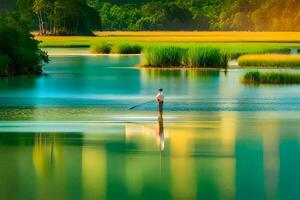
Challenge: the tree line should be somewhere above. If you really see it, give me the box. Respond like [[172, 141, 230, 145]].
[[1, 0, 300, 34], [93, 0, 300, 31]]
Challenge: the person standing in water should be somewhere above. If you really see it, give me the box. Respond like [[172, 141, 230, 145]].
[[156, 88, 164, 116]]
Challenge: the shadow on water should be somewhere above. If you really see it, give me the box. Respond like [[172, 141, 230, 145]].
[[0, 75, 38, 91]]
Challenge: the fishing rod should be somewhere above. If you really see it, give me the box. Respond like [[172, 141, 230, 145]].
[[128, 100, 155, 110]]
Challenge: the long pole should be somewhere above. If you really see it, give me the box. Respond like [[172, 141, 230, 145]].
[[128, 100, 155, 110]]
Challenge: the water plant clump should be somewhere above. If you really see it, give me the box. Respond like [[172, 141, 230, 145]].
[[238, 54, 300, 67], [183, 46, 228, 68], [144, 46, 183, 67], [111, 43, 142, 54], [90, 43, 113, 54], [143, 46, 228, 68], [241, 71, 300, 84]]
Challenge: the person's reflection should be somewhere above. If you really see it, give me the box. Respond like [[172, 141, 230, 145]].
[[156, 116, 165, 152]]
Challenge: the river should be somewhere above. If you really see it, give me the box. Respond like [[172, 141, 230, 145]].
[[0, 48, 299, 200]]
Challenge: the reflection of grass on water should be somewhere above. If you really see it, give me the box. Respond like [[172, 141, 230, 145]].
[[184, 70, 220, 79], [144, 68, 220, 79], [145, 69, 182, 78], [242, 71, 300, 84]]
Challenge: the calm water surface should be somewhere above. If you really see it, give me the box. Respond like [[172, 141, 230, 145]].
[[0, 48, 300, 200]]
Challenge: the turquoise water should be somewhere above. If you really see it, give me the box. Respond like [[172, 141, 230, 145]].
[[0, 51, 300, 112], [0, 48, 300, 200]]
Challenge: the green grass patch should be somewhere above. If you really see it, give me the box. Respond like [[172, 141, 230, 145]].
[[143, 46, 228, 68], [183, 47, 228, 68], [90, 43, 112, 54], [238, 54, 300, 67], [111, 43, 142, 54], [242, 71, 300, 84], [144, 46, 183, 67], [36, 35, 297, 57]]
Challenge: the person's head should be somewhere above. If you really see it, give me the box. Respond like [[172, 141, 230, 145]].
[[158, 88, 163, 92]]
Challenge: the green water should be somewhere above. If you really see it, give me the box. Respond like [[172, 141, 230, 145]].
[[1, 48, 300, 200]]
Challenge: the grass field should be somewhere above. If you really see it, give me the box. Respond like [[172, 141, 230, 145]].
[[35, 32, 300, 44], [238, 54, 300, 67], [35, 32, 300, 58], [36, 31, 300, 47]]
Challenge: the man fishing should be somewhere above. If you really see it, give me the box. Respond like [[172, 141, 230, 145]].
[[156, 88, 164, 116]]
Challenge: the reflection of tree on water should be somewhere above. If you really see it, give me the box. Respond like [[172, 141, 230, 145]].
[[32, 133, 62, 178]]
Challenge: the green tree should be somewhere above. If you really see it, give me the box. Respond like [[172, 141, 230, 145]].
[[0, 12, 48, 76]]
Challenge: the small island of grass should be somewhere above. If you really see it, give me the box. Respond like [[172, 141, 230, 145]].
[[241, 71, 300, 84], [90, 43, 142, 54], [142, 46, 228, 68]]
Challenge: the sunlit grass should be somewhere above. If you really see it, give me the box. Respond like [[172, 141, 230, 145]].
[[90, 42, 112, 54], [238, 54, 300, 67], [143, 46, 228, 68], [144, 46, 183, 67], [35, 31, 300, 45], [35, 33, 297, 59], [242, 71, 300, 84], [93, 32, 300, 42], [183, 46, 228, 68], [111, 43, 142, 54]]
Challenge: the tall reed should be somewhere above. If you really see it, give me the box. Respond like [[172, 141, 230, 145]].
[[242, 71, 300, 84], [90, 43, 112, 54], [238, 54, 300, 67], [183, 46, 228, 68], [144, 46, 183, 67], [111, 43, 142, 54]]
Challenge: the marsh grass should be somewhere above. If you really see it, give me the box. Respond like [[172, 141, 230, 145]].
[[183, 47, 228, 68], [242, 71, 300, 84], [143, 46, 228, 68], [238, 54, 300, 67], [90, 43, 112, 54], [111, 43, 142, 54], [144, 46, 183, 67]]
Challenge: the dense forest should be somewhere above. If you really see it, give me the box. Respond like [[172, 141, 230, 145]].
[[90, 0, 300, 31], [1, 0, 300, 33]]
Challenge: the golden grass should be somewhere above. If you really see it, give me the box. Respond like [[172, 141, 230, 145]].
[[95, 31, 300, 42], [35, 31, 300, 47], [238, 54, 300, 67]]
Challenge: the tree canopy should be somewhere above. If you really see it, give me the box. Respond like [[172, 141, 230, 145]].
[[90, 0, 300, 31], [33, 0, 100, 35], [1, 0, 300, 33]]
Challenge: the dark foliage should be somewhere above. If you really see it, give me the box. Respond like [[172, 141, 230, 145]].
[[0, 15, 48, 76]]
